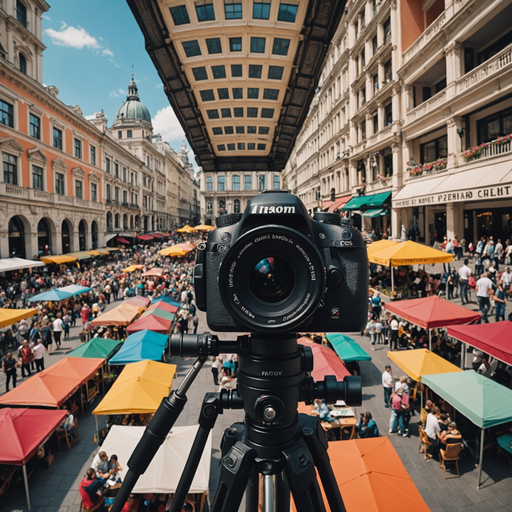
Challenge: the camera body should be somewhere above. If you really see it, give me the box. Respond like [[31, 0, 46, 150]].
[[194, 191, 368, 333]]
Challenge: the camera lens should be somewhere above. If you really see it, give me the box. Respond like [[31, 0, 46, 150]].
[[249, 256, 294, 303]]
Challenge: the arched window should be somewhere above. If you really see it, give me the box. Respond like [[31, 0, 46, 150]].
[[19, 53, 26, 74], [130, 215, 134, 229], [37, 218, 51, 255], [9, 216, 25, 258], [115, 213, 120, 229], [78, 220, 86, 251], [62, 220, 71, 254], [123, 214, 128, 229], [234, 199, 241, 213], [91, 221, 98, 249], [106, 212, 113, 230]]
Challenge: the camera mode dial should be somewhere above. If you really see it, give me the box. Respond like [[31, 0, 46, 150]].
[[313, 212, 342, 226], [340, 218, 353, 227], [216, 213, 243, 228]]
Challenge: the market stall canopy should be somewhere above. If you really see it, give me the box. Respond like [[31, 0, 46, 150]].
[[137, 235, 154, 241], [362, 209, 389, 218], [327, 195, 352, 213], [93, 360, 176, 415], [177, 242, 195, 250], [422, 371, 512, 429], [385, 295, 481, 329], [151, 296, 180, 307], [127, 314, 173, 334], [147, 301, 178, 314], [96, 248, 113, 254], [0, 258, 44, 272], [66, 251, 91, 260], [28, 289, 73, 302], [123, 264, 144, 272], [0, 357, 104, 407], [0, 408, 67, 465], [142, 309, 176, 322], [68, 338, 122, 360], [141, 267, 164, 277], [447, 322, 512, 366], [100, 425, 210, 494], [117, 237, 131, 244], [325, 334, 372, 362], [58, 284, 92, 296], [194, 224, 215, 231], [291, 437, 430, 512], [125, 296, 151, 308], [40, 255, 77, 264], [368, 240, 454, 266], [0, 308, 38, 328], [88, 250, 101, 256], [298, 338, 350, 381], [160, 245, 191, 257], [151, 233, 165, 238], [176, 225, 195, 233], [387, 348, 462, 382], [110, 330, 169, 365], [343, 191, 392, 211], [366, 239, 400, 255], [90, 303, 141, 327]]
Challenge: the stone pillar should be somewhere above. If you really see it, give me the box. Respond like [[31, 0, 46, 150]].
[[378, 60, 384, 87], [377, 23, 384, 47], [365, 73, 371, 106], [366, 112, 373, 138], [446, 203, 463, 241], [391, 208, 402, 240], [447, 116, 463, 168], [377, 103, 384, 131], [72, 231, 80, 253], [0, 230, 9, 259], [391, 142, 401, 188], [445, 42, 463, 99], [349, 161, 358, 192], [392, 86, 400, 123], [54, 227, 62, 256]]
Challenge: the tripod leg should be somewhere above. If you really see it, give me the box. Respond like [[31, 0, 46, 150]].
[[245, 468, 259, 512], [169, 393, 222, 512], [275, 471, 290, 512], [211, 442, 256, 512]]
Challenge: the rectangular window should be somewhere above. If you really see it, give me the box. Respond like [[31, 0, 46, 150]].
[[268, 66, 284, 80], [227, 143, 235, 151], [200, 90, 215, 101], [248, 126, 257, 134], [212, 65, 226, 79], [245, 175, 251, 190], [106, 184, 111, 201], [221, 108, 232, 118], [261, 108, 274, 119], [218, 175, 225, 191], [274, 175, 280, 189], [212, 127, 223, 135], [259, 175, 266, 190], [263, 89, 279, 100], [231, 64, 243, 77], [207, 201, 213, 213], [118, 131, 122, 139], [127, 130, 132, 138], [0, 100, 14, 128], [248, 88, 259, 99], [234, 108, 244, 117], [251, 37, 266, 53], [3, 153, 17, 185], [383, 17, 391, 42], [143, 195, 148, 208], [74, 138, 82, 158], [106, 157, 111, 174], [258, 126, 270, 135], [232, 175, 240, 190], [224, 126, 234, 134], [192, 67, 208, 81], [478, 107, 512, 144], [16, 0, 27, 27], [182, 40, 201, 57], [384, 103, 392, 125], [236, 126, 244, 134], [196, 2, 215, 21], [247, 107, 258, 118], [123, 167, 127, 181], [224, 1, 242, 19], [206, 176, 213, 191], [115, 163, 119, 177], [75, 180, 83, 199], [55, 172, 64, 195], [238, 143, 245, 150], [90, 146, 96, 165], [384, 59, 392, 81], [420, 135, 448, 163], [217, 144, 226, 151], [361, 120, 366, 140], [218, 88, 229, 100], [249, 65, 262, 79], [206, 38, 222, 54], [170, 5, 190, 25], [115, 187, 120, 202], [91, 183, 97, 202], [248, 143, 255, 150], [272, 38, 290, 56], [207, 109, 219, 119], [123, 190, 128, 203], [30, 114, 40, 140], [233, 88, 243, 99], [278, 3, 298, 22], [372, 35, 378, 55], [258, 143, 266, 150], [253, 1, 270, 19], [373, 112, 378, 134], [229, 37, 242, 52], [32, 165, 43, 190]]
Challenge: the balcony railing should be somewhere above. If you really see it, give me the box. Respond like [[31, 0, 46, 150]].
[[407, 159, 448, 179], [462, 135, 512, 162], [406, 90, 447, 124]]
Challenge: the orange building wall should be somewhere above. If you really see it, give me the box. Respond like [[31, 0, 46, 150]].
[[401, 0, 424, 53], [427, 0, 445, 27]]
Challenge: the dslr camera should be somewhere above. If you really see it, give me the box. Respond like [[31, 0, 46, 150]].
[[194, 191, 368, 333]]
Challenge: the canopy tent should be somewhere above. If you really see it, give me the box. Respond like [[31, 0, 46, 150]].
[[125, 296, 151, 308], [90, 303, 140, 326], [292, 437, 430, 512], [194, 224, 215, 231], [117, 237, 131, 244], [447, 322, 512, 367], [136, 235, 154, 241], [141, 267, 164, 277], [58, 284, 92, 296], [326, 194, 352, 212], [0, 357, 104, 408], [142, 308, 176, 322], [0, 408, 68, 511], [96, 248, 114, 254], [368, 240, 454, 267], [147, 301, 179, 314], [160, 245, 191, 257], [28, 289, 73, 302], [88, 250, 101, 256], [110, 330, 169, 365], [325, 333, 372, 362], [422, 371, 512, 488], [151, 233, 165, 238], [367, 239, 399, 255], [123, 264, 144, 272], [66, 251, 91, 260], [0, 308, 38, 328], [100, 425, 211, 494], [343, 191, 392, 211], [151, 296, 180, 307], [93, 360, 176, 415], [176, 225, 195, 233], [0, 258, 44, 272], [385, 295, 481, 349], [127, 314, 173, 334], [68, 338, 122, 360], [298, 338, 350, 381], [177, 242, 195, 250], [362, 209, 389, 218], [40, 255, 77, 264]]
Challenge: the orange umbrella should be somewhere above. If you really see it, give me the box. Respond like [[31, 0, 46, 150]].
[[160, 245, 192, 257], [176, 225, 195, 233], [298, 337, 350, 381], [194, 224, 215, 231], [176, 243, 195, 251], [90, 303, 141, 326], [292, 437, 430, 512]]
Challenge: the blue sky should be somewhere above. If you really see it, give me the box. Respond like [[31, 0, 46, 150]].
[[42, 0, 190, 157]]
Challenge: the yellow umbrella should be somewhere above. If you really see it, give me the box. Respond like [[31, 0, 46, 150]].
[[367, 239, 399, 255], [93, 360, 176, 415], [88, 250, 101, 256], [40, 255, 77, 264], [123, 265, 144, 272], [176, 225, 195, 233], [368, 240, 454, 267], [160, 245, 192, 257], [194, 224, 215, 232], [0, 308, 38, 329]]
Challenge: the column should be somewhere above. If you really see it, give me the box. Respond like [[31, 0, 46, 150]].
[[365, 73, 372, 106], [401, 139, 410, 178], [447, 116, 462, 168], [377, 60, 384, 86], [446, 203, 463, 241], [377, 103, 384, 131], [445, 42, 463, 99], [377, 23, 384, 47], [392, 86, 400, 124], [0, 230, 9, 259], [54, 226, 62, 256], [391, 207, 402, 240], [391, 142, 400, 189], [72, 231, 79, 253], [366, 112, 373, 138], [348, 161, 358, 192]]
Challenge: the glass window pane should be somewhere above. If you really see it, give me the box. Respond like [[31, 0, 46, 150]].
[[234, 108, 244, 117], [258, 126, 270, 135], [253, 2, 270, 19], [196, 3, 215, 21], [423, 141, 436, 163], [248, 126, 257, 134], [245, 175, 252, 189], [182, 40, 201, 57], [206, 38, 222, 54], [207, 109, 219, 119], [272, 38, 290, 56], [212, 127, 223, 135], [218, 88, 230, 100], [249, 65, 262, 78], [247, 108, 258, 118], [236, 126, 244, 134], [238, 143, 245, 150], [231, 64, 243, 77], [170, 5, 191, 25], [251, 37, 266, 53], [268, 66, 284, 80], [224, 126, 234, 134], [261, 108, 274, 119], [263, 89, 279, 100], [258, 143, 266, 151], [229, 37, 242, 51], [227, 143, 236, 151], [212, 65, 226, 79], [0, 100, 13, 128], [225, 2, 242, 19], [200, 89, 215, 101], [278, 4, 298, 22], [233, 88, 243, 99], [248, 88, 259, 99], [438, 136, 448, 159], [217, 145, 226, 151], [192, 67, 208, 81], [248, 143, 256, 150], [221, 108, 232, 118]]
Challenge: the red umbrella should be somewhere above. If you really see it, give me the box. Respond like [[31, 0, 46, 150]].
[[127, 314, 173, 334], [141, 267, 164, 277], [147, 301, 179, 314], [298, 337, 350, 381]]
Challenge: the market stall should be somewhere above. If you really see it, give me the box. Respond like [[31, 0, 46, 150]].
[[141, 267, 164, 277], [0, 258, 44, 272], [298, 337, 350, 381], [160, 245, 192, 257], [325, 334, 372, 362], [0, 308, 38, 328], [151, 296, 180, 307], [147, 301, 178, 314], [90, 303, 141, 327], [125, 296, 151, 308], [109, 330, 169, 365], [67, 338, 122, 361], [28, 289, 73, 302], [57, 284, 92, 296], [127, 313, 173, 334]]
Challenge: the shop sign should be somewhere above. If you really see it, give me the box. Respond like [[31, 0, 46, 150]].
[[393, 184, 512, 208]]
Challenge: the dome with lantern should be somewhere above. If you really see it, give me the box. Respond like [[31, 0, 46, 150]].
[[112, 76, 152, 130]]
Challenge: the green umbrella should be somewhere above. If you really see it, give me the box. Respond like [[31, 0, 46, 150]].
[[142, 309, 176, 322], [68, 338, 122, 360], [325, 333, 372, 362]]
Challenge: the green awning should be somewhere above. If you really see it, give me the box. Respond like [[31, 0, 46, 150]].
[[362, 209, 388, 218], [67, 251, 91, 260], [68, 337, 122, 360], [343, 192, 391, 211], [422, 371, 512, 429]]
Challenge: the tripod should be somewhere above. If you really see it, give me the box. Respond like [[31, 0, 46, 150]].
[[110, 332, 361, 512]]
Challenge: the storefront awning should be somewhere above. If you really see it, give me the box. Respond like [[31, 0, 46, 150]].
[[362, 209, 388, 218], [393, 161, 512, 208], [343, 192, 391, 211], [117, 237, 130, 244], [322, 200, 332, 210], [328, 195, 352, 212]]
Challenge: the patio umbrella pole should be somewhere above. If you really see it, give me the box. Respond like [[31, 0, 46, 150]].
[[461, 343, 466, 370], [391, 266, 394, 293], [429, 330, 432, 351], [478, 428, 484, 489], [95, 415, 100, 446], [23, 464, 31, 511]]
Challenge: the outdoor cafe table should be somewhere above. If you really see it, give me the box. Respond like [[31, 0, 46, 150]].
[[298, 402, 357, 440]]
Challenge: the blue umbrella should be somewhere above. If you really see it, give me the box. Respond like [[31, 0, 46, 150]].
[[109, 329, 169, 364], [28, 289, 73, 302], [151, 296, 180, 307], [58, 284, 92, 296]]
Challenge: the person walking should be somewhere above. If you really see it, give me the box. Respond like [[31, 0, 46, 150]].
[[33, 338, 46, 372], [494, 279, 507, 322], [476, 272, 494, 323], [19, 340, 34, 378], [459, 259, 472, 305], [103, 282, 112, 304], [382, 365, 393, 408], [371, 292, 382, 319], [2, 352, 20, 392], [374, 318, 383, 345], [211, 356, 221, 386], [63, 311, 71, 339], [501, 267, 512, 293], [53, 312, 63, 350], [390, 316, 399, 350], [447, 267, 458, 300]]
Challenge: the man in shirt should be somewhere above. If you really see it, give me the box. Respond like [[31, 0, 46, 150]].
[[91, 451, 115, 479], [459, 259, 472, 305], [425, 406, 441, 459], [390, 316, 399, 350], [2, 352, 19, 392], [382, 365, 393, 408], [33, 338, 46, 372], [476, 272, 494, 323], [371, 292, 382, 319], [501, 267, 512, 293], [53, 313, 63, 350]]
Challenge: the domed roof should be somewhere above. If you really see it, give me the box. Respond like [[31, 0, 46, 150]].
[[114, 77, 152, 125]]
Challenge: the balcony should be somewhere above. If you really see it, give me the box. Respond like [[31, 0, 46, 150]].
[[462, 135, 512, 163], [55, 194, 74, 205], [130, 203, 140, 209], [406, 90, 447, 125], [0, 183, 29, 199], [406, 158, 448, 179]]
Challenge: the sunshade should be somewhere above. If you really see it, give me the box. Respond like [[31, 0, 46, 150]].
[[151, 233, 164, 238], [385, 295, 481, 329], [0, 308, 38, 328], [123, 264, 144, 272], [100, 425, 210, 494], [327, 195, 352, 212], [447, 322, 512, 366], [28, 289, 73, 302], [142, 309, 176, 322], [325, 333, 372, 362], [291, 438, 430, 512], [367, 239, 399, 255], [151, 296, 180, 307], [137, 235, 154, 241], [40, 255, 77, 264], [194, 224, 215, 231], [343, 191, 391, 211], [95, 248, 112, 254], [422, 371, 512, 429], [0, 408, 68, 465], [147, 301, 179, 314], [93, 360, 176, 415], [141, 267, 164, 277], [176, 225, 195, 233], [177, 242, 195, 250], [125, 296, 151, 308], [362, 209, 388, 218], [0, 258, 44, 272], [88, 250, 101, 256], [0, 357, 104, 407], [368, 240, 454, 266], [66, 251, 91, 260], [110, 330, 169, 364], [160, 245, 191, 257], [127, 314, 173, 334], [90, 303, 140, 326], [58, 284, 92, 296], [387, 348, 462, 382], [117, 237, 130, 244], [68, 338, 122, 360], [298, 338, 350, 381]]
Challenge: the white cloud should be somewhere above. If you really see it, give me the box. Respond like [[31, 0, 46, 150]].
[[156, 84, 163, 88], [44, 23, 100, 50], [119, 88, 127, 95], [152, 106, 185, 143], [42, 15, 51, 21], [85, 114, 96, 120], [109, 90, 119, 98], [102, 48, 114, 58]]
